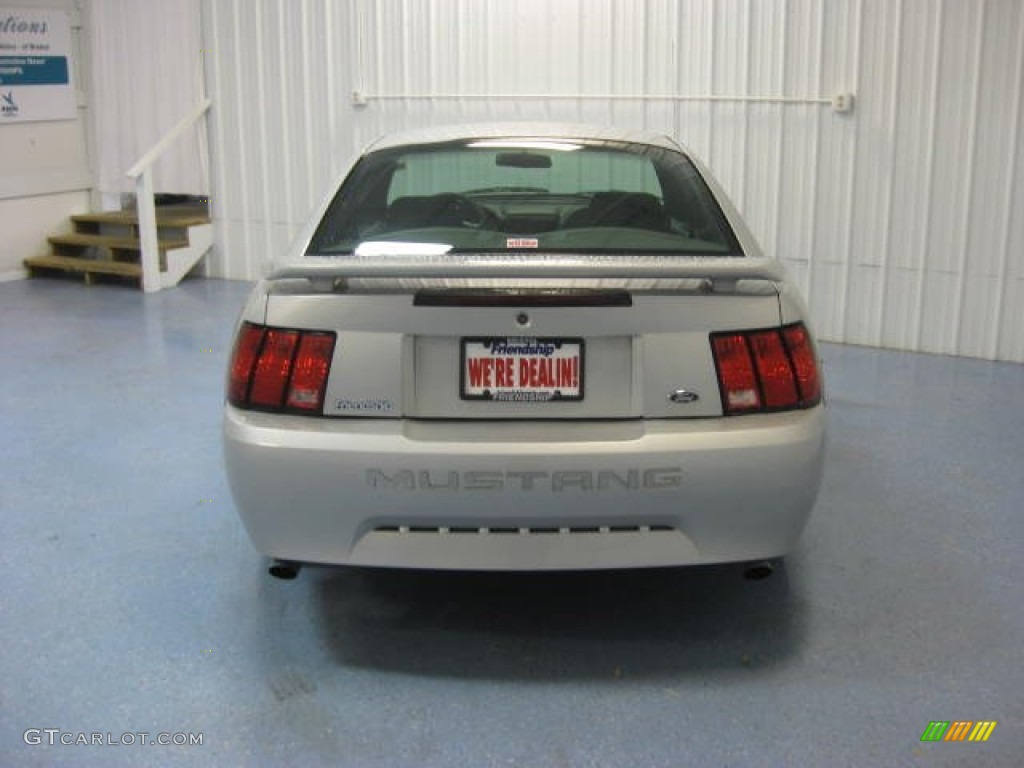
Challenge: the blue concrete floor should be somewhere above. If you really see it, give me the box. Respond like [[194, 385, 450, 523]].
[[1, 277, 1021, 768]]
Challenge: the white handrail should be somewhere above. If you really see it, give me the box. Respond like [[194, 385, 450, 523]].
[[126, 97, 212, 179], [124, 97, 212, 292]]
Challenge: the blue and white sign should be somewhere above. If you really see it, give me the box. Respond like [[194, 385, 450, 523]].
[[0, 8, 75, 123]]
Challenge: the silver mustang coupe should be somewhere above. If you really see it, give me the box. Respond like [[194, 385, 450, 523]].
[[223, 123, 826, 578]]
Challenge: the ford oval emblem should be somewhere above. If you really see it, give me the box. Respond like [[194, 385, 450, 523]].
[[668, 389, 699, 404]]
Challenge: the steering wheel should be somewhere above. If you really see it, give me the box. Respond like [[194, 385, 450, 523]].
[[439, 194, 501, 229]]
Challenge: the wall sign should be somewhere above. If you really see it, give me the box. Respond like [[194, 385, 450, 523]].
[[0, 8, 76, 123]]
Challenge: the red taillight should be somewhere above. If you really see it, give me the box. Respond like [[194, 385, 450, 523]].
[[226, 322, 336, 414], [285, 333, 336, 411], [710, 333, 761, 413], [249, 329, 301, 407], [782, 324, 822, 405], [711, 323, 822, 415], [749, 330, 799, 408], [227, 323, 265, 406]]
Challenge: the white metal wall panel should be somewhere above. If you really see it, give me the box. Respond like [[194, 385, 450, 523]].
[[203, 0, 1024, 362], [921, 0, 982, 357], [968, 0, 1022, 361], [89, 0, 207, 198], [847, 0, 895, 348], [879, 0, 937, 354], [814, 1, 858, 341], [1003, 3, 1024, 363]]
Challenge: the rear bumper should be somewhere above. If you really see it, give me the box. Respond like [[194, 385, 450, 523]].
[[223, 406, 826, 571]]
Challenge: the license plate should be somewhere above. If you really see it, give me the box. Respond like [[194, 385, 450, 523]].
[[461, 337, 584, 402]]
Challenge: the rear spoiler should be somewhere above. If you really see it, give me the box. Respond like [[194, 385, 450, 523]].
[[268, 254, 786, 284]]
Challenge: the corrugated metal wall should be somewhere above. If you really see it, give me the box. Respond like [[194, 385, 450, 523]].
[[203, 0, 1024, 362]]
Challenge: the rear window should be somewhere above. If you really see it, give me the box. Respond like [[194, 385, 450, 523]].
[[308, 139, 741, 256]]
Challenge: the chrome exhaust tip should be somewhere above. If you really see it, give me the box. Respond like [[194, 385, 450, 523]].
[[268, 559, 301, 580], [742, 560, 775, 581]]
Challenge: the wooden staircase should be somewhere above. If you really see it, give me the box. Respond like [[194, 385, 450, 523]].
[[25, 203, 213, 289]]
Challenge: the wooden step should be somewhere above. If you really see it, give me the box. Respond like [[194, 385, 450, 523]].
[[25, 254, 143, 281], [72, 205, 211, 229], [49, 233, 189, 252], [29, 202, 212, 290]]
